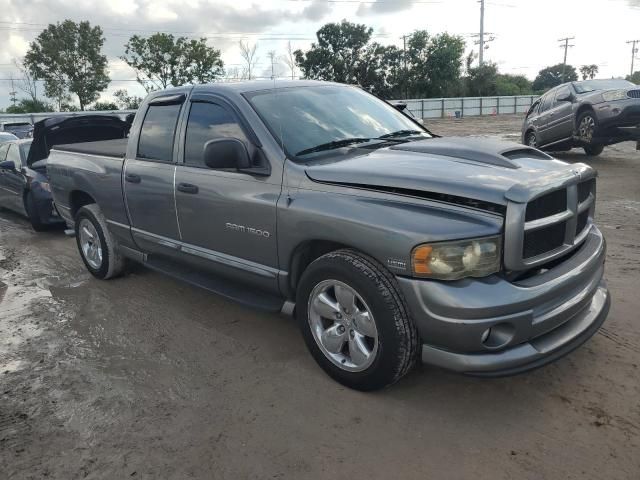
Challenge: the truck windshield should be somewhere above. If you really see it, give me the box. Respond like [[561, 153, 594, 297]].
[[245, 85, 429, 161]]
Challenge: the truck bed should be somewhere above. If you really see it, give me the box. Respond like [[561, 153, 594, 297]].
[[54, 138, 128, 158]]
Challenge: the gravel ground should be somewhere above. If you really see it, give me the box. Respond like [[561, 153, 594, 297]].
[[1, 115, 639, 479]]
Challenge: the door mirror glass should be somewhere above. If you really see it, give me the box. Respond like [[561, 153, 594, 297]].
[[0, 160, 16, 170], [203, 138, 251, 170]]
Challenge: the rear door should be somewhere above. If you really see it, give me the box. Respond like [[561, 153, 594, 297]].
[[544, 85, 574, 144], [174, 95, 281, 291], [124, 96, 184, 254], [1, 144, 27, 213], [0, 143, 10, 207]]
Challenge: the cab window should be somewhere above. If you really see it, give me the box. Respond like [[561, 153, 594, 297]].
[[553, 86, 571, 106], [184, 102, 248, 167], [137, 104, 182, 162], [6, 144, 22, 167], [539, 92, 554, 112]]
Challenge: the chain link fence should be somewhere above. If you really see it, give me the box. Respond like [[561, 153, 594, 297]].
[[394, 95, 538, 119]]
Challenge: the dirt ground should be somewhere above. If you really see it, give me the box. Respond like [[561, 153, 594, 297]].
[[1, 115, 639, 480]]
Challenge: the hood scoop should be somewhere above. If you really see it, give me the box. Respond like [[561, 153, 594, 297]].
[[390, 137, 552, 169]]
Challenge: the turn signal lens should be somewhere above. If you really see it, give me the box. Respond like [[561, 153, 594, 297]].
[[411, 236, 502, 280]]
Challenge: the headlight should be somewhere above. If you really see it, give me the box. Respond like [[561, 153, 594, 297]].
[[602, 89, 628, 102], [411, 236, 502, 280]]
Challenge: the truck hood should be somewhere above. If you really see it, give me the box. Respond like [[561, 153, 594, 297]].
[[305, 137, 592, 210]]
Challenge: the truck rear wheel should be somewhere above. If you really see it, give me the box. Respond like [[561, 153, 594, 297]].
[[296, 249, 418, 391], [75, 204, 126, 280]]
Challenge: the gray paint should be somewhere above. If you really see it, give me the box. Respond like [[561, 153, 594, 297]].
[[46, 80, 610, 375]]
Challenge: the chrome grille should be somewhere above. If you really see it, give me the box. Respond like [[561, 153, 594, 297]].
[[627, 89, 640, 99], [504, 173, 597, 270]]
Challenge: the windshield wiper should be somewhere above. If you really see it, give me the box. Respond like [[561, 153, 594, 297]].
[[296, 137, 373, 156], [378, 129, 425, 139]]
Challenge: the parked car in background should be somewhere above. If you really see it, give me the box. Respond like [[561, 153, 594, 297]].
[[0, 139, 63, 231], [43, 81, 609, 391], [522, 79, 640, 155], [0, 132, 19, 143], [0, 121, 34, 139]]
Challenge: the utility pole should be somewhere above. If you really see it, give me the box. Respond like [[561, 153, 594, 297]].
[[627, 39, 639, 76], [479, 0, 485, 66], [267, 50, 276, 79], [9, 74, 17, 107], [558, 37, 575, 82], [402, 34, 409, 99]]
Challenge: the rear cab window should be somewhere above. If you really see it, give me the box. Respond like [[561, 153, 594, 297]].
[[137, 104, 182, 162]]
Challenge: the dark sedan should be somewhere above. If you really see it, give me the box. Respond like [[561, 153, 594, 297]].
[[522, 79, 640, 156], [0, 139, 63, 231]]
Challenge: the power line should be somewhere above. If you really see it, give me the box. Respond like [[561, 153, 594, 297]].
[[558, 36, 575, 82]]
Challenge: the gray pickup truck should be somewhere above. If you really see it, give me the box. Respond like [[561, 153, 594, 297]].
[[41, 80, 610, 390]]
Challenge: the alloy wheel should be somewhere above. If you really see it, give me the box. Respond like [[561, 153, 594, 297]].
[[307, 279, 379, 372], [79, 218, 103, 270]]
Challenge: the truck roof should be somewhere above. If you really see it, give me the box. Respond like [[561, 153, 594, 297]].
[[151, 79, 350, 97]]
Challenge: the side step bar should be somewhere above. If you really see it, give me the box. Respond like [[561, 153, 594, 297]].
[[144, 256, 285, 313]]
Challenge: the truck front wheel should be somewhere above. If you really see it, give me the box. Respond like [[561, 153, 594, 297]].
[[75, 204, 126, 280], [296, 249, 419, 391]]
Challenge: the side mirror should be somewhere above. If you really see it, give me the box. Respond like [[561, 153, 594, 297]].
[[0, 160, 16, 170], [556, 92, 572, 103], [203, 138, 251, 170]]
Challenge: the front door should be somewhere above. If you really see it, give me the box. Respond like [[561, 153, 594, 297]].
[[1, 144, 27, 213], [543, 85, 574, 145], [174, 97, 281, 291], [124, 99, 183, 254]]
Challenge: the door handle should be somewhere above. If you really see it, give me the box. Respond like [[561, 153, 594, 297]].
[[177, 182, 199, 194], [125, 173, 141, 184]]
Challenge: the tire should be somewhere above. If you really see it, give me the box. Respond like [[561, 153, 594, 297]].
[[576, 110, 598, 145], [74, 204, 126, 280], [24, 192, 48, 232], [584, 144, 604, 156], [296, 249, 419, 391], [525, 130, 537, 148]]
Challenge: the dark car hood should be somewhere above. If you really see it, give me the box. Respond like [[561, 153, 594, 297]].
[[27, 115, 130, 167], [305, 137, 592, 208]]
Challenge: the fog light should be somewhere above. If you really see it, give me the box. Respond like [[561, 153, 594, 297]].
[[481, 323, 515, 349]]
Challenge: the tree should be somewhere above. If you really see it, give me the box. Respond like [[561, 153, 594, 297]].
[[281, 41, 297, 80], [13, 60, 40, 103], [121, 33, 224, 92], [24, 20, 110, 110], [465, 62, 499, 96], [113, 89, 143, 109], [5, 98, 54, 114], [627, 71, 640, 84], [92, 101, 119, 111], [295, 21, 373, 85], [239, 40, 259, 80], [405, 31, 465, 98], [495, 74, 533, 95], [533, 63, 578, 92], [579, 64, 599, 80]]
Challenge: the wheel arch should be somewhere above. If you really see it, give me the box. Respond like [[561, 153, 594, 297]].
[[69, 190, 97, 219], [287, 239, 354, 298], [575, 103, 596, 125]]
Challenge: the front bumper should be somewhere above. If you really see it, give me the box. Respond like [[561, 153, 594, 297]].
[[397, 226, 610, 375]]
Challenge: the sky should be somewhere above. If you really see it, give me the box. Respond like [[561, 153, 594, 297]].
[[0, 0, 639, 109]]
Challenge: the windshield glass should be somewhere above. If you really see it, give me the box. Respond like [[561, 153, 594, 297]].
[[573, 79, 635, 93], [246, 85, 429, 160]]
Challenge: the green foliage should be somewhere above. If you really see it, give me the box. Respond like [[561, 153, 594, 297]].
[[113, 89, 143, 109], [406, 32, 466, 98], [121, 33, 224, 92], [465, 62, 499, 96], [24, 20, 110, 110], [295, 22, 465, 99], [5, 98, 54, 113], [533, 63, 578, 92], [495, 74, 533, 95], [579, 64, 599, 80], [92, 101, 119, 111], [626, 71, 640, 84]]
